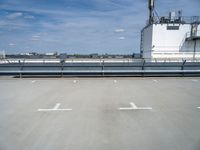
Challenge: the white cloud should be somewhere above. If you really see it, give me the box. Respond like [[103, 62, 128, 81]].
[[9, 43, 16, 46], [31, 38, 40, 41], [7, 12, 23, 19], [31, 35, 41, 41], [32, 35, 40, 38], [24, 15, 35, 19], [2, 0, 199, 54], [115, 28, 125, 33], [118, 37, 125, 40]]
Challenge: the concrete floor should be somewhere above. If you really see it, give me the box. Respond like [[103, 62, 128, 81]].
[[0, 77, 200, 150]]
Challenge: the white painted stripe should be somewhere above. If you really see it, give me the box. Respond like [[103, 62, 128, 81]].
[[114, 80, 117, 83], [53, 103, 61, 110], [37, 103, 72, 112], [192, 79, 198, 82], [135, 107, 152, 110], [153, 79, 158, 83], [119, 107, 135, 110], [37, 108, 72, 112], [73, 80, 77, 83], [130, 102, 137, 109], [31, 80, 36, 83], [197, 107, 200, 109], [119, 102, 152, 110]]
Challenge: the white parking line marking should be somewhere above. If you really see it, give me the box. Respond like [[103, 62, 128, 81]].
[[119, 102, 152, 110], [192, 79, 198, 82], [130, 102, 139, 109], [31, 80, 36, 83], [153, 80, 158, 83], [37, 103, 72, 112], [114, 80, 117, 83], [73, 80, 77, 83], [53, 103, 61, 110], [197, 107, 200, 109]]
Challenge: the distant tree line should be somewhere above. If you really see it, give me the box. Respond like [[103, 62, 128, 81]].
[[5, 52, 141, 59]]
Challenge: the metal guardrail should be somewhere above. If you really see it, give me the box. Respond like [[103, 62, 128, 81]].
[[157, 16, 200, 24], [1, 58, 200, 64], [186, 30, 200, 39], [0, 61, 200, 77]]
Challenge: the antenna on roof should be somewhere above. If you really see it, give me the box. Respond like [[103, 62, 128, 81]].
[[148, 0, 155, 25]]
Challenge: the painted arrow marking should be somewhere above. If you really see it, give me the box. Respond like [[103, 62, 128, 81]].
[[37, 103, 72, 112], [119, 102, 152, 110]]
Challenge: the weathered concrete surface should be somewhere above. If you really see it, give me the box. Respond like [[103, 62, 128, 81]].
[[0, 77, 200, 150]]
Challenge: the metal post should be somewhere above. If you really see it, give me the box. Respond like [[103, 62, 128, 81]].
[[19, 60, 23, 78], [142, 59, 145, 77], [148, 0, 155, 25], [181, 60, 186, 70], [182, 60, 186, 77], [193, 40, 197, 61], [142, 59, 145, 70], [60, 59, 64, 77], [102, 60, 104, 76], [61, 61, 63, 78]]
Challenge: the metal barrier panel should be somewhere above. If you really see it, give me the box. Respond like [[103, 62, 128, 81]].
[[0, 62, 200, 77]]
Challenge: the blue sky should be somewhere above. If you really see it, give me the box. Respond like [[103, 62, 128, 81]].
[[0, 0, 199, 54]]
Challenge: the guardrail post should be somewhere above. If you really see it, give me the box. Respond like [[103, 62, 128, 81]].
[[181, 60, 186, 70], [60, 59, 64, 77], [19, 60, 23, 78], [142, 59, 145, 77], [102, 60, 104, 76], [182, 60, 186, 77]]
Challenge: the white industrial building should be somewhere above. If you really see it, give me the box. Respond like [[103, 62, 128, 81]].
[[140, 0, 200, 60]]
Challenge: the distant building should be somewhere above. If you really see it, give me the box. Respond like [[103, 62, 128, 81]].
[[43, 52, 58, 59], [140, 0, 200, 60], [60, 53, 68, 59], [90, 53, 99, 58]]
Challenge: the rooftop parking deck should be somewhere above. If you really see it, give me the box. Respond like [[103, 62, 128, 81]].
[[0, 77, 200, 150]]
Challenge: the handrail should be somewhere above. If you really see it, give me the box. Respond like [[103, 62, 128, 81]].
[[179, 32, 188, 50], [186, 30, 200, 38], [158, 16, 200, 24]]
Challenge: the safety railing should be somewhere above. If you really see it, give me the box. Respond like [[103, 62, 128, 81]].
[[0, 60, 200, 77], [185, 30, 200, 38]]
